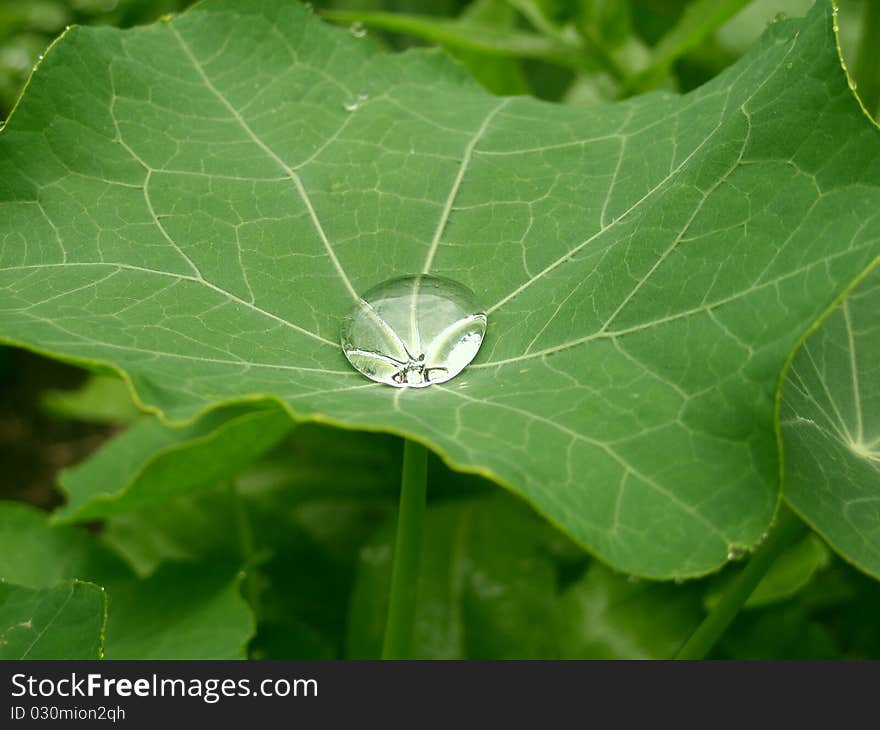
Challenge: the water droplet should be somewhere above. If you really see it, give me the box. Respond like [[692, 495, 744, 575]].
[[357, 92, 369, 102], [38, 54, 44, 60], [340, 275, 487, 388], [350, 20, 367, 38], [727, 545, 746, 561], [343, 100, 359, 111]]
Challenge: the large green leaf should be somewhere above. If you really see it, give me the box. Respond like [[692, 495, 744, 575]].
[[782, 266, 880, 577], [0, 580, 106, 659], [56, 403, 292, 521], [1, 0, 878, 577]]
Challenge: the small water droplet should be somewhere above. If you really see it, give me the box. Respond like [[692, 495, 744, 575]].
[[727, 545, 746, 561], [340, 275, 487, 388], [343, 100, 359, 111], [350, 20, 367, 38], [38, 54, 44, 60], [357, 92, 369, 102]]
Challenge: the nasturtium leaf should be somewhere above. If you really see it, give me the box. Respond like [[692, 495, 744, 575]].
[[782, 266, 880, 578], [0, 501, 255, 659], [56, 403, 292, 522], [0, 0, 878, 577], [0, 580, 107, 660]]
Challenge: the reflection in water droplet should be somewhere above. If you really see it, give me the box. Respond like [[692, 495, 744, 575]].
[[340, 275, 487, 388], [343, 93, 368, 112], [350, 20, 367, 38], [726, 545, 746, 561]]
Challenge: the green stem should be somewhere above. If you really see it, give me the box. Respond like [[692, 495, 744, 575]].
[[854, 0, 880, 119], [381, 440, 428, 660], [674, 506, 806, 660]]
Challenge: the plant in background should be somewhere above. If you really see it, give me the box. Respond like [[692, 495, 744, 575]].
[[0, 0, 878, 660]]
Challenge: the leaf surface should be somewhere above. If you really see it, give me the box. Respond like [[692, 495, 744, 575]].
[[1, 0, 878, 576], [0, 580, 106, 660], [782, 266, 880, 577]]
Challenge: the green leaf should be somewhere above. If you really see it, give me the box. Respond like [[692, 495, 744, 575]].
[[558, 563, 703, 659], [0, 501, 254, 659], [0, 501, 130, 587], [102, 561, 254, 659], [1, 1, 878, 577], [56, 404, 292, 521], [41, 373, 141, 423], [347, 495, 571, 659], [0, 579, 107, 659], [782, 265, 880, 578]]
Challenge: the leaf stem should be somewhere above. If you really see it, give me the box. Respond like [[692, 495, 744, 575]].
[[674, 506, 806, 659], [854, 0, 880, 119], [381, 439, 428, 660]]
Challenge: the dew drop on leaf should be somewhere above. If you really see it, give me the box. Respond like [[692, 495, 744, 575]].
[[340, 275, 487, 388], [726, 545, 746, 561], [349, 21, 366, 38]]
